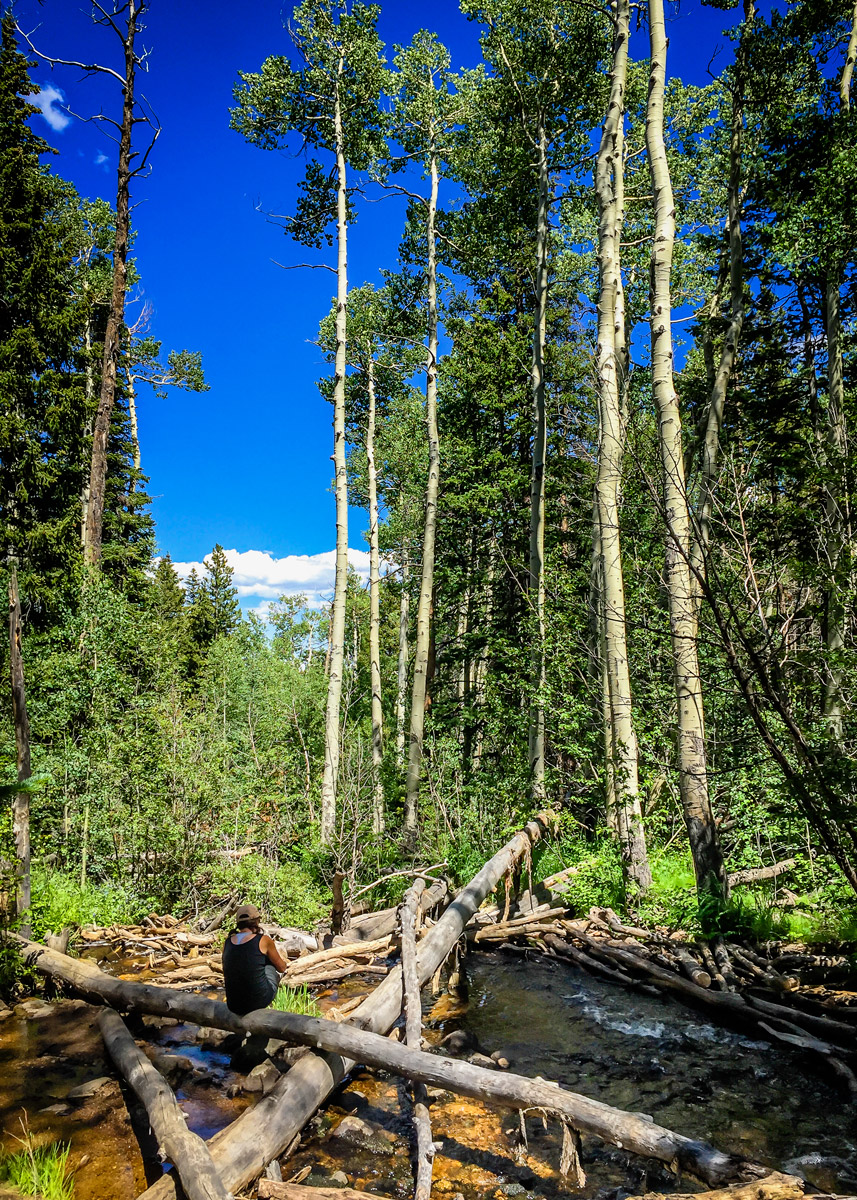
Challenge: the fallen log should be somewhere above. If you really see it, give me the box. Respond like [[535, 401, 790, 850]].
[[98, 1008, 230, 1200], [401, 879, 433, 1200], [139, 811, 551, 1199], [337, 878, 447, 945], [727, 860, 796, 888], [16, 931, 765, 1188], [283, 935, 392, 976], [560, 929, 856, 1059], [627, 1172, 813, 1200], [258, 1186, 373, 1200]]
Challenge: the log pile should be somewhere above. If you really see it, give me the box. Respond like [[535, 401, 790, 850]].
[[472, 901, 857, 1096]]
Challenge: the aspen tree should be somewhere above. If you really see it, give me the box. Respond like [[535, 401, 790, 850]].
[[388, 32, 460, 839], [232, 0, 385, 844], [594, 0, 650, 894], [646, 0, 728, 904]]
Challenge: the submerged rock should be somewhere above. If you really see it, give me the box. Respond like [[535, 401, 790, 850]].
[[329, 1114, 397, 1155], [67, 1075, 112, 1100]]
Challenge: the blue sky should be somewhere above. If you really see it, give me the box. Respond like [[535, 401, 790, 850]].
[[15, 0, 742, 608]]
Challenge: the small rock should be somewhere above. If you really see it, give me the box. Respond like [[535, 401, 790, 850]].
[[243, 1061, 281, 1095], [468, 1052, 497, 1069], [328, 1172, 350, 1187], [440, 1029, 477, 1055], [329, 1114, 396, 1155], [67, 1076, 112, 1100], [500, 1185, 526, 1196], [0, 1005, 14, 1021], [149, 1052, 194, 1083], [425, 1086, 452, 1102], [197, 1027, 232, 1048], [41, 1103, 72, 1116], [15, 999, 54, 1019], [490, 1050, 511, 1069]]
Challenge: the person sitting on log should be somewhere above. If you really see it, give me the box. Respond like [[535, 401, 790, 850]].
[[222, 902, 288, 1016]]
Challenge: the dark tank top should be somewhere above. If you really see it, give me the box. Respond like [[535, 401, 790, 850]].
[[222, 932, 275, 1015]]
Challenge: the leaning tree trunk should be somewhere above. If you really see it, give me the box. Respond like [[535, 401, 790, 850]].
[[689, 0, 752, 609], [404, 146, 441, 840], [594, 0, 650, 894], [528, 121, 550, 805], [320, 83, 351, 845], [366, 356, 385, 834], [83, 1, 139, 567], [646, 0, 728, 905], [8, 566, 31, 937]]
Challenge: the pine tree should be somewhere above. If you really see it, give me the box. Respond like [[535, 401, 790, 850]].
[[0, 14, 84, 611], [204, 544, 241, 639]]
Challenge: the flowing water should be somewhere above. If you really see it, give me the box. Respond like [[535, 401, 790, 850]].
[[1, 947, 856, 1199]]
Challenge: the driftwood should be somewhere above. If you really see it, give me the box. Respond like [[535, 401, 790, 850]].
[[258, 1187, 373, 1200], [400, 879, 433, 1200], [727, 860, 796, 888], [333, 877, 448, 945], [17, 931, 765, 1188], [627, 1171, 821, 1200], [138, 812, 550, 1199], [98, 1008, 230, 1200]]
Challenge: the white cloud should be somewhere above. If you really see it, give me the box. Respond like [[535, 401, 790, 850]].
[[171, 547, 373, 611], [32, 85, 71, 132], [94, 151, 109, 168]]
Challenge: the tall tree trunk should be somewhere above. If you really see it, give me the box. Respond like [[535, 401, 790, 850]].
[[404, 148, 440, 841], [366, 357, 385, 835], [395, 547, 410, 765], [689, 0, 753, 607], [81, 315, 95, 547], [822, 15, 857, 742], [646, 0, 728, 905], [822, 272, 848, 745], [840, 0, 857, 111], [8, 566, 32, 937], [528, 122, 549, 804], [320, 84, 350, 845], [83, 1, 140, 567], [594, 0, 650, 894]]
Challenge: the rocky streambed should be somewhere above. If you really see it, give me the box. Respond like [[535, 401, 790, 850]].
[[1, 947, 855, 1199]]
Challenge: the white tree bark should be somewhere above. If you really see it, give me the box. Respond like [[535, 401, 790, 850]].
[[395, 546, 411, 764], [366, 356, 385, 834], [320, 82, 351, 845], [646, 0, 728, 903], [594, 0, 650, 893], [405, 147, 441, 839], [528, 122, 550, 804]]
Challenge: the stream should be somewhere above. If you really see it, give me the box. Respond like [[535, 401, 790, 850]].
[[1, 947, 855, 1198]]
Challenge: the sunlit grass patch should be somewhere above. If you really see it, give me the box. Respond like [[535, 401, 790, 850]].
[[0, 1127, 74, 1200], [271, 982, 321, 1016]]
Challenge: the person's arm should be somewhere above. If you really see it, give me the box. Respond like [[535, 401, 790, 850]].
[[260, 934, 288, 973]]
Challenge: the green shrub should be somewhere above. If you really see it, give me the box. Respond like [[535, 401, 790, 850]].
[[211, 855, 330, 930], [29, 867, 149, 939], [271, 983, 321, 1016]]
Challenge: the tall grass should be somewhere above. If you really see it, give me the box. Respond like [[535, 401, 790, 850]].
[[0, 1127, 74, 1200]]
